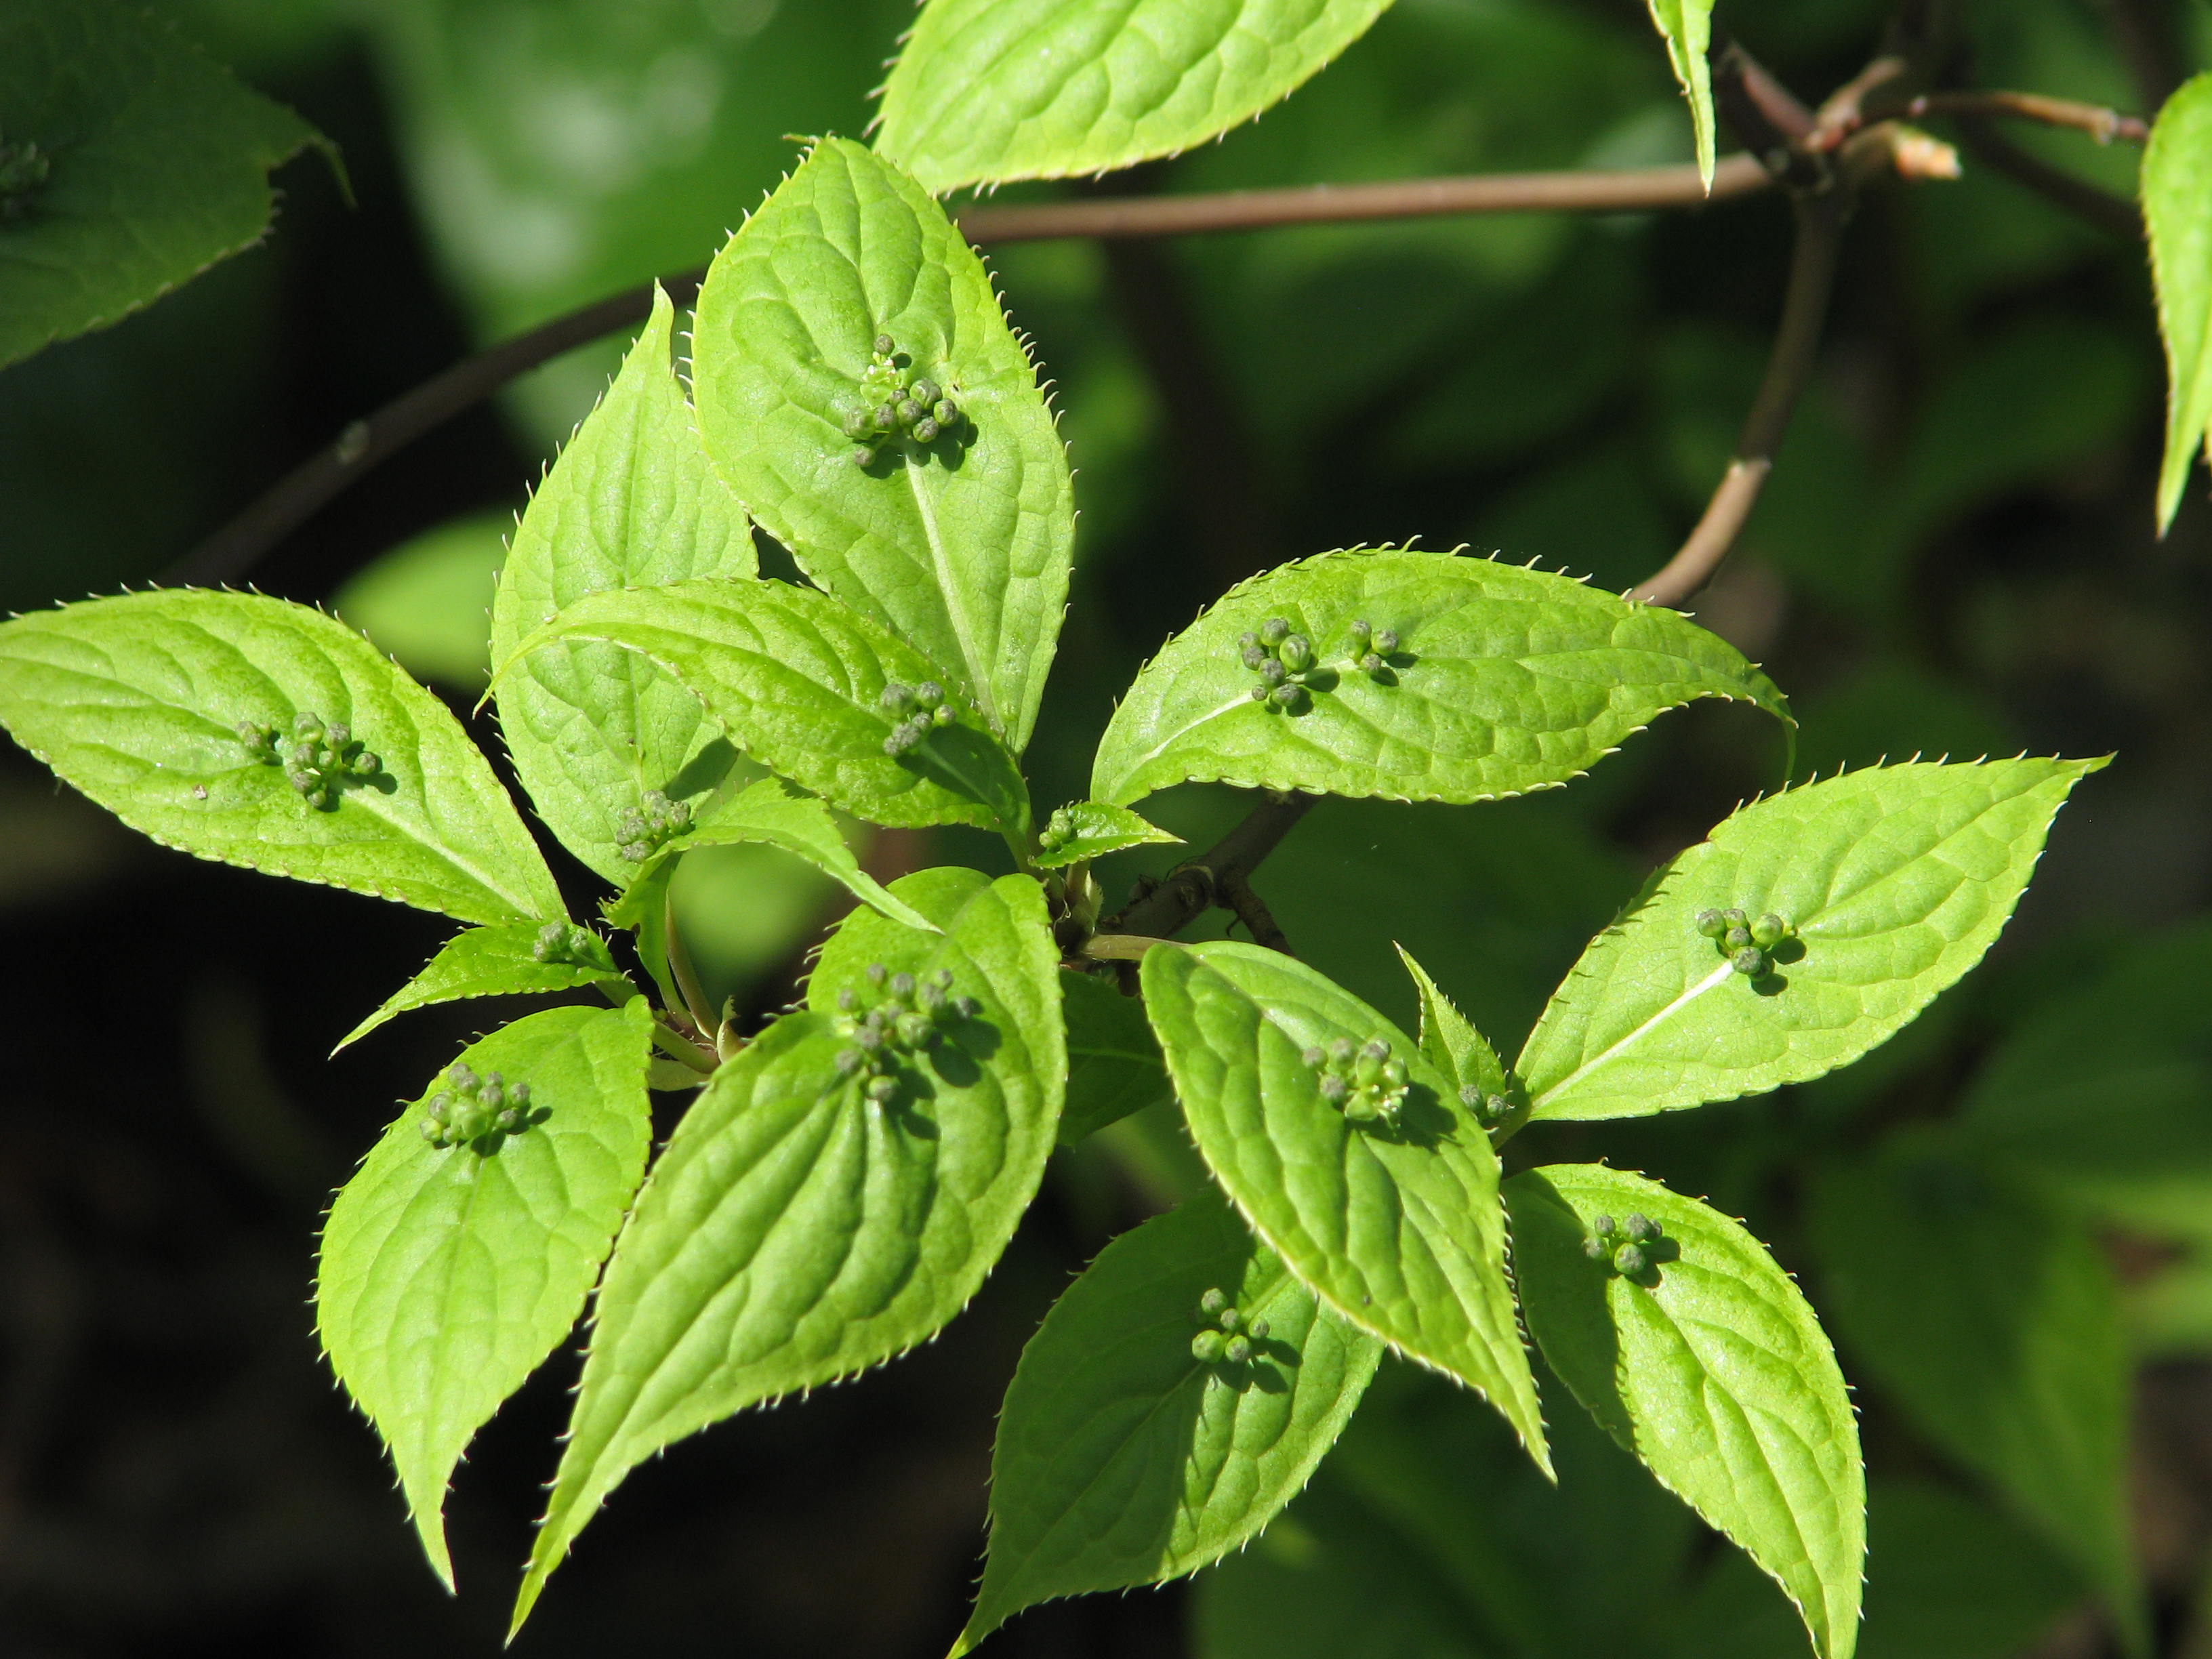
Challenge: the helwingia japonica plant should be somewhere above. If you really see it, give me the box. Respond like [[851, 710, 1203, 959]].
[[0, 8, 2125, 1657]]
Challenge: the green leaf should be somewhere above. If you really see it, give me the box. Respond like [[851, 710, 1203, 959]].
[[1139, 941, 1547, 1468], [1090, 548, 1788, 809], [513, 872, 1061, 1633], [1807, 1153, 2145, 1652], [0, 0, 333, 368], [956, 1193, 1383, 1654], [1057, 967, 1172, 1146], [1504, 1164, 1864, 1659], [1956, 917, 2212, 1237], [0, 590, 565, 925], [1036, 800, 1182, 869], [1855, 1480, 2081, 1659], [691, 138, 1072, 751], [316, 1002, 654, 1590], [1643, 1, 1717, 192], [605, 774, 937, 935], [1517, 758, 2105, 1123], [2146, 73, 2212, 533], [497, 577, 1031, 840], [335, 921, 626, 1052], [489, 285, 757, 884], [874, 0, 1395, 194], [1395, 943, 1513, 1122]]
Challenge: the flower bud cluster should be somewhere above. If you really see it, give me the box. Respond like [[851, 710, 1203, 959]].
[[239, 712, 380, 809], [1459, 1084, 1514, 1128], [832, 964, 981, 1107], [1695, 905, 1792, 977], [533, 920, 600, 968], [1584, 1211, 1664, 1278], [880, 680, 958, 755], [1341, 617, 1402, 678], [1036, 804, 1084, 859], [421, 1062, 533, 1149], [1240, 616, 1324, 713], [1304, 1035, 1410, 1125], [1190, 1285, 1270, 1365], [841, 334, 964, 466], [615, 790, 691, 863]]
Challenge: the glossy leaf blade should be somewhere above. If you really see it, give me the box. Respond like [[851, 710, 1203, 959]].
[[1518, 758, 2105, 1122], [316, 1002, 655, 1589], [0, 0, 331, 368], [1808, 1154, 2144, 1651], [499, 577, 1031, 838], [1395, 943, 1511, 1113], [1644, 1, 1717, 191], [1057, 967, 1173, 1145], [690, 138, 1072, 750], [1036, 800, 1182, 869], [875, 0, 1395, 194], [606, 774, 937, 935], [489, 285, 756, 883], [1506, 1164, 1864, 1659], [1091, 549, 1788, 809], [958, 1193, 1382, 1653], [1139, 941, 1547, 1468], [514, 874, 1061, 1631], [2146, 73, 2212, 533], [0, 590, 565, 924], [335, 922, 625, 1052]]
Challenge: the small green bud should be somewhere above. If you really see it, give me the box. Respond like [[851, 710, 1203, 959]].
[[1483, 1093, 1510, 1124], [1614, 1242, 1649, 1277], [912, 417, 941, 443], [1731, 947, 1766, 977], [1218, 1307, 1242, 1333], [1260, 617, 1290, 646], [1724, 926, 1753, 952], [896, 398, 924, 427], [851, 444, 876, 468], [933, 398, 958, 425], [1380, 1057, 1408, 1090], [1199, 1287, 1229, 1317], [895, 1010, 935, 1048], [874, 333, 895, 356], [1270, 684, 1303, 710], [1751, 912, 1789, 949], [910, 378, 940, 408], [931, 703, 955, 726], [1237, 631, 1259, 651], [1373, 630, 1399, 655], [1722, 908, 1747, 929], [837, 988, 858, 1012], [1362, 1039, 1390, 1063], [952, 995, 981, 1020], [293, 712, 323, 737], [350, 752, 382, 777], [916, 981, 945, 1015], [1242, 643, 1268, 671], [853, 1025, 884, 1053], [1359, 653, 1385, 676], [842, 407, 873, 439], [1460, 1084, 1484, 1110], [889, 971, 916, 1000], [325, 723, 351, 747], [835, 1048, 865, 1076], [1696, 909, 1727, 939], [1353, 1050, 1382, 1088], [1624, 1213, 1654, 1242], [1328, 1038, 1354, 1064], [1348, 619, 1372, 644], [1341, 1092, 1380, 1123], [1301, 1045, 1326, 1068], [874, 403, 897, 430], [1249, 684, 1270, 702], [1593, 1214, 1615, 1238], [865, 963, 888, 985], [420, 1118, 440, 1143], [865, 1076, 899, 1105], [1258, 658, 1287, 686], [1224, 1334, 1252, 1364], [1584, 1235, 1606, 1259], [1246, 1317, 1269, 1340], [1191, 1330, 1227, 1364], [880, 683, 912, 712], [1279, 634, 1314, 674], [913, 682, 943, 710], [1317, 1074, 1350, 1105]]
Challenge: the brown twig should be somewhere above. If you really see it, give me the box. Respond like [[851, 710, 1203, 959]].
[[165, 157, 1776, 590], [1105, 792, 1314, 942], [1950, 117, 2144, 240], [1898, 90, 2150, 145], [1216, 868, 1294, 955]]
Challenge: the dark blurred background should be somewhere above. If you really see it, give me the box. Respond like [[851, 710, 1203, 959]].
[[5, 1, 2212, 1655]]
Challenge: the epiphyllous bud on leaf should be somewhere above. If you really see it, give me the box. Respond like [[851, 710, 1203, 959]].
[[1348, 618, 1372, 645], [1258, 658, 1287, 686], [1279, 634, 1314, 674], [853, 445, 877, 468], [1224, 1335, 1253, 1364], [1247, 1317, 1269, 1340], [1696, 908, 1727, 939], [896, 398, 924, 427], [865, 1076, 899, 1105], [1752, 912, 1789, 949], [1328, 1037, 1354, 1064], [1191, 1330, 1227, 1364], [1373, 630, 1399, 655], [1261, 617, 1290, 646], [1318, 1074, 1349, 1105], [874, 333, 895, 356], [1242, 643, 1268, 671], [932, 703, 956, 726], [1725, 925, 1753, 952], [912, 417, 941, 443], [1624, 1213, 1654, 1242], [889, 971, 916, 1000], [896, 1011, 935, 1048], [1380, 1057, 1408, 1090], [293, 712, 323, 737], [350, 752, 382, 777], [1199, 1286, 1229, 1317], [880, 683, 913, 712], [1614, 1242, 1649, 1277], [1270, 684, 1303, 710], [1359, 653, 1385, 676], [1731, 947, 1766, 977], [1302, 1046, 1326, 1068], [835, 1047, 865, 1076], [1593, 1214, 1615, 1238], [1248, 684, 1270, 702], [874, 403, 897, 430], [909, 378, 940, 408], [1218, 1307, 1242, 1333], [842, 407, 873, 439], [1722, 907, 1748, 929], [933, 398, 958, 425]]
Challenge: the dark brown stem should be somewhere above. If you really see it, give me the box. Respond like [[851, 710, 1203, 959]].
[[1898, 90, 2150, 144], [1216, 868, 1293, 955], [1105, 792, 1315, 941], [163, 272, 706, 588], [956, 153, 1773, 244], [1950, 117, 2144, 240], [165, 157, 1776, 590], [1633, 188, 1849, 608]]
